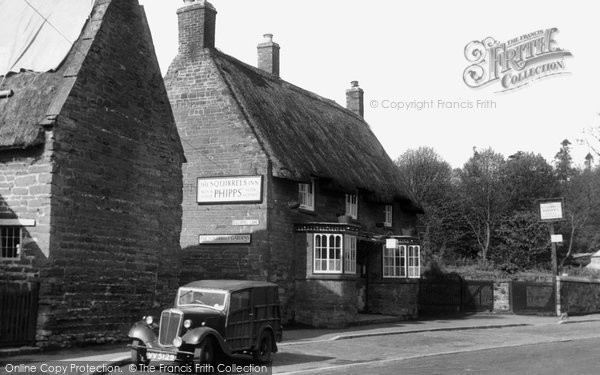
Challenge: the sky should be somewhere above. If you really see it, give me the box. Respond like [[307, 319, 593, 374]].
[[139, 0, 600, 168]]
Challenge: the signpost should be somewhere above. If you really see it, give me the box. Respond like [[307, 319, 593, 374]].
[[538, 198, 565, 275]]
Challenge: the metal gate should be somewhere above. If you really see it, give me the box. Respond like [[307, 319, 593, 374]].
[[461, 280, 494, 312], [511, 281, 555, 315], [0, 282, 39, 347], [419, 279, 494, 315]]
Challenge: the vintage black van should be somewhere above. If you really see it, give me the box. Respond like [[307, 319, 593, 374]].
[[128, 280, 282, 367]]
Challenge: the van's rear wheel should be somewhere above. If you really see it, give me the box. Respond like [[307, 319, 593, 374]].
[[252, 331, 273, 364], [193, 338, 215, 367], [130, 339, 148, 369]]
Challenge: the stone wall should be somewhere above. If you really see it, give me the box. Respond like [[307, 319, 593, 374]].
[[35, 0, 183, 348], [557, 276, 600, 316], [493, 282, 511, 312], [0, 138, 53, 286]]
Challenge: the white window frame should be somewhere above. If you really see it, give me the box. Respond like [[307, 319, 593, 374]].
[[299, 179, 315, 211], [345, 193, 358, 219], [0, 226, 22, 259], [408, 245, 421, 278], [384, 205, 393, 227], [382, 244, 421, 279], [383, 244, 406, 278], [344, 235, 357, 274], [313, 233, 343, 273]]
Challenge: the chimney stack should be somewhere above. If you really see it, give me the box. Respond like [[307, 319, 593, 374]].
[[346, 81, 364, 118], [257, 33, 280, 77], [177, 0, 217, 57]]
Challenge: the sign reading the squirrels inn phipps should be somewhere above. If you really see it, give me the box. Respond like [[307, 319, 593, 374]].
[[197, 176, 263, 204], [463, 28, 572, 92]]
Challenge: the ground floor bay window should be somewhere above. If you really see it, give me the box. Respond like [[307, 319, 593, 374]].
[[295, 223, 361, 277], [313, 233, 357, 274]]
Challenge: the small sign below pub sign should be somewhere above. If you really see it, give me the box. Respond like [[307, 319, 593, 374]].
[[198, 234, 251, 244], [197, 176, 263, 204]]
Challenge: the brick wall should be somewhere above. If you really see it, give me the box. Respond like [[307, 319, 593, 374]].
[[294, 279, 358, 327], [165, 50, 271, 286], [35, 0, 183, 348], [368, 280, 418, 317]]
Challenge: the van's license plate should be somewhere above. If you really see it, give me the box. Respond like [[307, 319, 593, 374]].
[[147, 352, 175, 361]]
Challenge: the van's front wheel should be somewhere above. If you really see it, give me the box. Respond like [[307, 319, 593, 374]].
[[130, 339, 148, 370], [252, 331, 273, 364], [193, 338, 215, 367]]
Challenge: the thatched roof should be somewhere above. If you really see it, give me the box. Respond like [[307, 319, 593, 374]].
[[211, 50, 420, 209], [0, 70, 64, 149]]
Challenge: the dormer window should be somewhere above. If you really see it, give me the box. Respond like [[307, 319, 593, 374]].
[[298, 179, 315, 211], [345, 194, 358, 219]]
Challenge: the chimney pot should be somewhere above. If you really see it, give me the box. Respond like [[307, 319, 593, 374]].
[[346, 81, 364, 118], [257, 33, 280, 77]]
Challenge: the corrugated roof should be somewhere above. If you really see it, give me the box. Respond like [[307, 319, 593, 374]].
[[210, 50, 420, 208]]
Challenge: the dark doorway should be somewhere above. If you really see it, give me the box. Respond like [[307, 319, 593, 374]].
[[0, 281, 39, 347], [356, 242, 369, 313]]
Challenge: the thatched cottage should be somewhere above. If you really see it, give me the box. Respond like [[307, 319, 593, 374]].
[[166, 0, 423, 327], [0, 0, 183, 348]]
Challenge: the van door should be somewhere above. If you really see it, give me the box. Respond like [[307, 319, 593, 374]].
[[226, 289, 252, 351]]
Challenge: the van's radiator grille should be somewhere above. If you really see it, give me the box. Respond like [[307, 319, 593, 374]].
[[158, 310, 182, 346]]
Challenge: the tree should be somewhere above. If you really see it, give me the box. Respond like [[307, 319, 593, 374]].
[[394, 147, 452, 205], [395, 147, 459, 261], [493, 211, 550, 272], [554, 139, 576, 184], [457, 148, 507, 262], [503, 151, 558, 211], [584, 153, 594, 171], [559, 168, 600, 266]]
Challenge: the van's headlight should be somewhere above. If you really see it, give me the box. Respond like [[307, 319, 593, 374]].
[[145, 316, 154, 325], [173, 337, 183, 347], [183, 319, 192, 329]]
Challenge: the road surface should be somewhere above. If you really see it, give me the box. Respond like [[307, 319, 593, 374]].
[[112, 321, 600, 375]]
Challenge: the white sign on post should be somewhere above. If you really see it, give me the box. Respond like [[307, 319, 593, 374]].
[[551, 234, 563, 243], [539, 200, 564, 221]]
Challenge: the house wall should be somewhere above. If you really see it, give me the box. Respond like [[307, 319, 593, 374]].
[[271, 177, 420, 326], [0, 136, 53, 284], [165, 52, 271, 287], [38, 0, 183, 348]]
